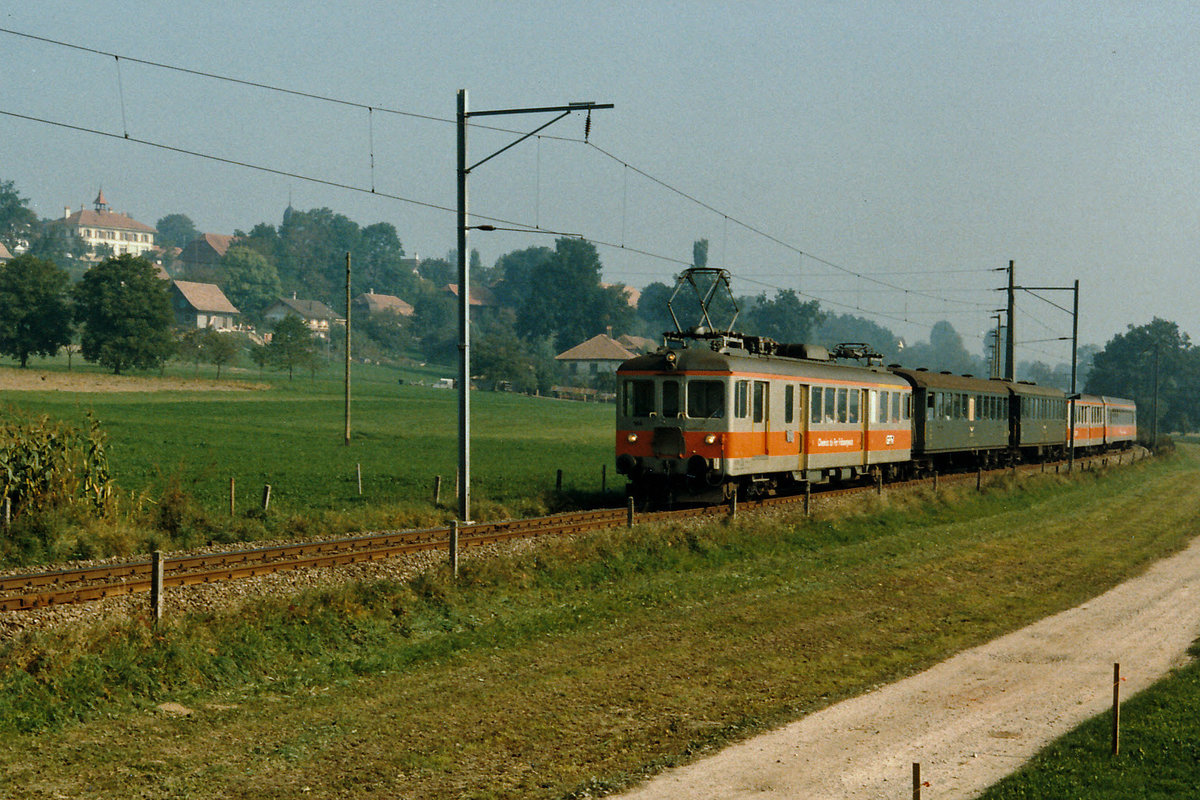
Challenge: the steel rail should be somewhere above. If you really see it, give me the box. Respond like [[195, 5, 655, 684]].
[[0, 451, 1132, 613]]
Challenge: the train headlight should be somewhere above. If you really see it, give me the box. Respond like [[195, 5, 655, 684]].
[[626, 433, 639, 444], [704, 434, 718, 445]]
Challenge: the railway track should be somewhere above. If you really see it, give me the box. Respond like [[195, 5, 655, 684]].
[[0, 451, 1136, 613]]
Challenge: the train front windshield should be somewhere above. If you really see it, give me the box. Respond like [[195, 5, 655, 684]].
[[621, 378, 725, 419]]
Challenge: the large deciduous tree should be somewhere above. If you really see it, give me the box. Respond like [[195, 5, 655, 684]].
[[741, 289, 825, 344], [220, 245, 281, 318], [73, 254, 175, 374], [0, 179, 37, 254], [1086, 317, 1198, 433], [154, 213, 199, 251], [0, 254, 73, 367], [269, 314, 317, 380]]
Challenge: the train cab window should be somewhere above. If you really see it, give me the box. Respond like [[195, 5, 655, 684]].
[[752, 381, 767, 423], [735, 380, 750, 418], [662, 381, 681, 418], [687, 380, 724, 418], [811, 387, 823, 424], [848, 389, 859, 424], [623, 380, 655, 418], [784, 384, 795, 424]]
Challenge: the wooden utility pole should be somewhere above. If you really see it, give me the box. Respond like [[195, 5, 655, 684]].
[[344, 252, 352, 446]]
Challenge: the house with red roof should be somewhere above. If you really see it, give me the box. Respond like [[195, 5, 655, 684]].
[[57, 190, 156, 260]]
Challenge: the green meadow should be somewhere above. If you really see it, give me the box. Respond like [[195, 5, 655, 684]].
[[1, 359, 616, 561]]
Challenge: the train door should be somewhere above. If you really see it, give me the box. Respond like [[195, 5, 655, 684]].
[[752, 379, 769, 454], [791, 383, 808, 469], [862, 389, 874, 468]]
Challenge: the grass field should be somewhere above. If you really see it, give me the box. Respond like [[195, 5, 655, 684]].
[[1, 359, 616, 561], [0, 447, 1196, 799]]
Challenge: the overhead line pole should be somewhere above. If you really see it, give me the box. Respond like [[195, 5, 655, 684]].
[[456, 91, 613, 523], [1011, 280, 1080, 468]]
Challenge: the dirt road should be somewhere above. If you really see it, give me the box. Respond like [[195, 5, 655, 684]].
[[620, 534, 1200, 799]]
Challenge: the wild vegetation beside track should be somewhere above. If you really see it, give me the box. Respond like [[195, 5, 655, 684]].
[[0, 447, 1196, 799]]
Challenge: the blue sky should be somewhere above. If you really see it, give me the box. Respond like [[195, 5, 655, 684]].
[[2, 1, 1197, 366]]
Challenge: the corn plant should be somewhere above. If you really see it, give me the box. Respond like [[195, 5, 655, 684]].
[[0, 408, 114, 521]]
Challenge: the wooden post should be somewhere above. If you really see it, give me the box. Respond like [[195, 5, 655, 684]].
[[875, 468, 882, 495], [804, 481, 811, 517], [449, 520, 459, 577], [912, 762, 921, 800], [433, 475, 442, 506], [1112, 662, 1121, 756], [344, 252, 352, 446], [356, 463, 363, 496], [556, 468, 563, 491], [601, 464, 607, 494], [729, 492, 737, 518], [150, 550, 165, 624], [976, 466, 983, 492], [933, 470, 939, 492], [626, 496, 635, 528], [261, 483, 272, 511], [229, 476, 236, 516]]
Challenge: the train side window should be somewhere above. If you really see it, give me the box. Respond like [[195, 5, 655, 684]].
[[811, 387, 823, 424], [752, 380, 767, 423], [687, 380, 724, 418], [825, 387, 837, 423], [877, 391, 888, 423], [901, 393, 910, 421], [662, 380, 681, 418], [623, 380, 655, 418], [929, 392, 939, 421], [848, 389, 860, 424], [891, 392, 900, 422], [735, 380, 749, 419], [836, 388, 848, 423], [784, 384, 795, 424]]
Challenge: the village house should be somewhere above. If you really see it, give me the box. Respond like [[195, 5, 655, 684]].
[[353, 289, 414, 318], [554, 333, 638, 378], [170, 280, 240, 331], [179, 233, 238, 280], [263, 295, 344, 338]]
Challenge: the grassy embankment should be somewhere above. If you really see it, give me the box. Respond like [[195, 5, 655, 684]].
[[0, 446, 1196, 799], [0, 359, 615, 565]]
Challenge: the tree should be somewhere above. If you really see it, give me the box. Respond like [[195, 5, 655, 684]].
[[0, 254, 73, 367], [692, 238, 709, 268], [73, 254, 175, 374], [898, 320, 985, 375], [515, 238, 633, 351], [636, 281, 678, 337], [417, 256, 454, 288], [220, 245, 281, 318], [816, 312, 903, 362], [204, 329, 240, 379], [741, 289, 825, 344], [276, 207, 361, 302], [0, 179, 38, 254], [355, 222, 413, 297], [1086, 317, 1198, 433], [269, 315, 317, 380], [491, 246, 553, 308], [154, 213, 199, 251]]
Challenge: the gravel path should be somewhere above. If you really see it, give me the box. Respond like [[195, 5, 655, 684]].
[[619, 534, 1200, 800]]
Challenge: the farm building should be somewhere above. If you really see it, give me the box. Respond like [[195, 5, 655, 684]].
[[263, 295, 345, 338], [353, 290, 414, 317], [171, 280, 240, 330], [555, 334, 638, 378]]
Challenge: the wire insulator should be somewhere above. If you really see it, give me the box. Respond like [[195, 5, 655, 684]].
[[585, 109, 592, 142]]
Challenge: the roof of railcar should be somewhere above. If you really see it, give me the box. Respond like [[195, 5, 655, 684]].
[[618, 346, 910, 388], [888, 367, 1010, 394]]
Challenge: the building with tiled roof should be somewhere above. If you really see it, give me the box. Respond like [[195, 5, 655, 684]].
[[617, 333, 659, 354], [263, 295, 345, 338], [0, 242, 11, 263], [179, 233, 239, 279], [353, 290, 414, 317], [57, 190, 156, 260], [444, 283, 498, 307], [171, 280, 240, 330], [555, 333, 637, 379]]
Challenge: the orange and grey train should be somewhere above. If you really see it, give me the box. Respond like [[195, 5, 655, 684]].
[[615, 330, 1137, 504], [615, 332, 914, 504]]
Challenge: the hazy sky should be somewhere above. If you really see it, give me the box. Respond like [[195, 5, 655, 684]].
[[3, 2, 1197, 367]]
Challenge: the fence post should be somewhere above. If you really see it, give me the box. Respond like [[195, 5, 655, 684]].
[[433, 475, 442, 507], [449, 520, 459, 577], [875, 468, 882, 495], [356, 463, 363, 496], [601, 464, 607, 494], [261, 484, 272, 511], [229, 476, 236, 516], [912, 762, 921, 800], [626, 496, 635, 528], [556, 469, 563, 491], [804, 481, 811, 517], [933, 471, 939, 492], [729, 492, 738, 519], [977, 466, 983, 492], [150, 550, 165, 624], [1112, 662, 1121, 756]]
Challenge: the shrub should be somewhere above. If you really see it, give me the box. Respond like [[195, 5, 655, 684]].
[[0, 409, 113, 520]]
